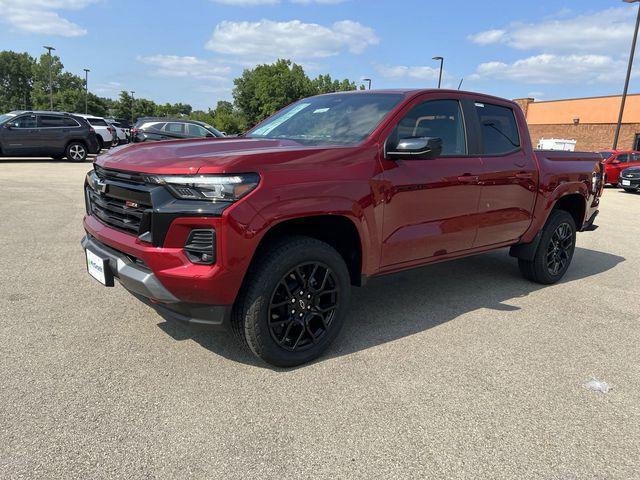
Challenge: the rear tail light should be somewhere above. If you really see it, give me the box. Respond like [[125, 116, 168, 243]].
[[184, 229, 216, 264], [89, 127, 95, 133], [131, 128, 138, 136]]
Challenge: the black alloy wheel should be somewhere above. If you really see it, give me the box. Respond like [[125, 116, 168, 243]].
[[545, 222, 573, 276], [268, 262, 339, 352]]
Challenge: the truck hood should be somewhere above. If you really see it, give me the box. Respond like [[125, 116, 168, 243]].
[[96, 137, 353, 175]]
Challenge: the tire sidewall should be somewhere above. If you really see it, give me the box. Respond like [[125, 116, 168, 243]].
[[241, 238, 351, 367], [534, 210, 577, 284]]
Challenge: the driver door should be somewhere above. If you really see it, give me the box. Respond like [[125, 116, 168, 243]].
[[378, 97, 483, 267]]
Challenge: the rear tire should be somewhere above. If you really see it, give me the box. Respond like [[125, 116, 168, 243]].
[[65, 142, 87, 162], [518, 210, 576, 285], [232, 236, 351, 367]]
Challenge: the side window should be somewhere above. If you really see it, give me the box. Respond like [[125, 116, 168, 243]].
[[63, 117, 80, 127], [10, 115, 37, 128], [164, 123, 185, 134], [388, 99, 467, 156], [617, 154, 629, 163], [476, 103, 520, 155], [39, 115, 65, 127], [187, 124, 208, 137], [633, 153, 640, 162]]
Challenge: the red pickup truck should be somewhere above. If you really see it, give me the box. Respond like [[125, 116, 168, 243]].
[[82, 89, 603, 366]]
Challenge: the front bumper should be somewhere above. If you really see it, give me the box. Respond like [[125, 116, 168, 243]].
[[619, 178, 640, 190], [81, 234, 231, 328]]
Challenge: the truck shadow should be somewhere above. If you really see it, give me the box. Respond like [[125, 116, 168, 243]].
[[156, 247, 624, 369]]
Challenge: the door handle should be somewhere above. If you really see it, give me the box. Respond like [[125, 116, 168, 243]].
[[457, 175, 479, 184], [514, 172, 533, 179]]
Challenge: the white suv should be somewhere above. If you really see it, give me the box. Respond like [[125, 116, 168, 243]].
[[74, 114, 115, 150]]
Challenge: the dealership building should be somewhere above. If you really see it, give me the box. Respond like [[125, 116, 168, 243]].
[[514, 94, 640, 152]]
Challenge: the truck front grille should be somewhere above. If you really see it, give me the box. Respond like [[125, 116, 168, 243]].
[[87, 188, 148, 234]]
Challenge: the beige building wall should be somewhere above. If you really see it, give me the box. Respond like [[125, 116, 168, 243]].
[[514, 95, 640, 151]]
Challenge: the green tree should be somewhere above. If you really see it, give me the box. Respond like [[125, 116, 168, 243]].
[[0, 51, 35, 111], [311, 74, 359, 94], [233, 59, 316, 127]]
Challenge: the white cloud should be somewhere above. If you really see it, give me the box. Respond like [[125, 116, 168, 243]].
[[470, 54, 626, 85], [205, 19, 378, 60], [376, 64, 442, 81], [0, 0, 96, 37], [138, 55, 232, 80], [469, 7, 635, 54]]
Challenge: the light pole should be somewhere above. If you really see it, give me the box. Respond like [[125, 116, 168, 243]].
[[613, 0, 640, 150], [43, 45, 56, 110], [130, 91, 135, 124], [83, 69, 90, 114], [362, 78, 372, 90], [432, 56, 444, 89]]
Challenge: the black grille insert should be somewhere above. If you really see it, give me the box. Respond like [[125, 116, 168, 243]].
[[184, 229, 216, 264], [87, 188, 149, 234]]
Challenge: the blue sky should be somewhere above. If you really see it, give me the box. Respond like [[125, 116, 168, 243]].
[[0, 0, 637, 110]]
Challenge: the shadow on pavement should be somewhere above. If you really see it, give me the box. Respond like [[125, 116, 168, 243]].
[[156, 247, 625, 369]]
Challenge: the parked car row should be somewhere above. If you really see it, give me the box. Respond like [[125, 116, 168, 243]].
[[0, 111, 226, 162], [600, 150, 640, 191]]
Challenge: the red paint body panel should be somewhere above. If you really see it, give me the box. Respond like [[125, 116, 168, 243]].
[[84, 89, 603, 307]]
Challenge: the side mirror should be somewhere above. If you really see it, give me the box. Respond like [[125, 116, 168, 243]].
[[205, 133, 214, 138], [3, 124, 12, 130], [386, 137, 443, 161]]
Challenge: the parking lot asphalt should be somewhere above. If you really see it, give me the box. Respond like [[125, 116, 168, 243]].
[[1, 159, 639, 479]]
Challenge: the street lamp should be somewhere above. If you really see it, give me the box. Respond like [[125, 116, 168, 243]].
[[43, 45, 56, 110], [432, 56, 444, 89], [362, 78, 372, 90], [613, 0, 640, 150], [130, 91, 135, 124], [83, 69, 90, 114]]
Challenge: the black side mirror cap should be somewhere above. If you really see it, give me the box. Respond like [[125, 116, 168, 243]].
[[386, 136, 443, 161]]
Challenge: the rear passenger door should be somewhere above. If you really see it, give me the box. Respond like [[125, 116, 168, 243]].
[[473, 101, 538, 247], [37, 115, 68, 153]]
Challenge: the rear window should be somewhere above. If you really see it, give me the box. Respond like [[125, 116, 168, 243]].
[[164, 123, 185, 134], [39, 115, 65, 127], [87, 118, 108, 126], [476, 102, 521, 155]]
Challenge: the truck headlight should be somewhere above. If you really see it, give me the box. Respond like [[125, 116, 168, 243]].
[[144, 173, 260, 202]]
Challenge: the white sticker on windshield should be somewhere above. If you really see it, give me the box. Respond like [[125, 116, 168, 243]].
[[252, 103, 311, 136], [313, 108, 330, 114]]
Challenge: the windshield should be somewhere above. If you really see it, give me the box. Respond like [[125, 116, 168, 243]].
[[0, 113, 16, 124], [246, 93, 404, 146], [599, 152, 613, 159]]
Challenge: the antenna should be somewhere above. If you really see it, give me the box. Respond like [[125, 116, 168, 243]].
[[458, 78, 464, 90]]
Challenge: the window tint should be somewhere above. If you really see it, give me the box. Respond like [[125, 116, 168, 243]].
[[187, 123, 208, 137], [618, 154, 629, 162], [39, 115, 65, 127], [87, 118, 108, 126], [388, 99, 467, 156], [599, 152, 613, 159], [476, 103, 520, 155], [164, 122, 185, 134], [10, 115, 37, 128], [63, 117, 80, 127], [142, 122, 165, 131]]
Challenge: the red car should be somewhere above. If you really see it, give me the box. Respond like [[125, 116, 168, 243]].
[[599, 149, 640, 186], [82, 89, 603, 366]]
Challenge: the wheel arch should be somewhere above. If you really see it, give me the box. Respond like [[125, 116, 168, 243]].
[[249, 214, 364, 287]]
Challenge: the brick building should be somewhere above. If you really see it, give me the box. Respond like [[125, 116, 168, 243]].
[[514, 94, 640, 152]]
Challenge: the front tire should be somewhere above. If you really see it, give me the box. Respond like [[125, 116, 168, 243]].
[[518, 210, 576, 285], [232, 236, 351, 367], [65, 142, 87, 162]]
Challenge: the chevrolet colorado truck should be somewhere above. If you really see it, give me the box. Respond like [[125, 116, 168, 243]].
[[82, 90, 603, 367]]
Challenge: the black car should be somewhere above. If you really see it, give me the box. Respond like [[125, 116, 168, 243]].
[[0, 111, 100, 161], [619, 166, 640, 193], [131, 118, 224, 143]]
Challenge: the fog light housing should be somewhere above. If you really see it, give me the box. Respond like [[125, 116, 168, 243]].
[[184, 229, 216, 265]]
